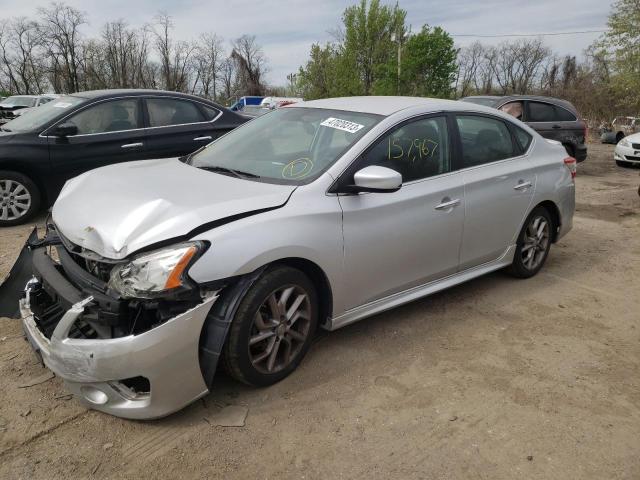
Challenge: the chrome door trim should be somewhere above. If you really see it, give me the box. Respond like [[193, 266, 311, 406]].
[[39, 95, 223, 139]]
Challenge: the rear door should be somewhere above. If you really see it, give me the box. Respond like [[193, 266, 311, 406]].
[[143, 97, 229, 159], [455, 113, 536, 270], [47, 97, 147, 191]]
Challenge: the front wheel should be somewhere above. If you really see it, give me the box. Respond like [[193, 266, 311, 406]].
[[616, 160, 630, 168], [222, 266, 318, 387], [508, 207, 553, 278], [0, 171, 41, 227]]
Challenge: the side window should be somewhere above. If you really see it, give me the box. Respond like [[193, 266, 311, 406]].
[[512, 125, 533, 152], [456, 115, 516, 167], [201, 105, 221, 121], [499, 101, 523, 121], [146, 98, 206, 127], [358, 116, 450, 183], [66, 99, 141, 135], [554, 106, 577, 121], [528, 102, 556, 122]]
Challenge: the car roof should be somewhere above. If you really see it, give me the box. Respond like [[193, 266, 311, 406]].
[[69, 89, 210, 100], [292, 96, 491, 116]]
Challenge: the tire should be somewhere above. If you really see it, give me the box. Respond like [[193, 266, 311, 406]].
[[616, 132, 625, 143], [508, 206, 553, 279], [0, 170, 41, 227], [616, 160, 629, 168], [563, 143, 575, 158], [222, 266, 318, 387]]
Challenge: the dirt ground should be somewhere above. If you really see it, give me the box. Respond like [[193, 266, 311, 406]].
[[0, 143, 638, 480]]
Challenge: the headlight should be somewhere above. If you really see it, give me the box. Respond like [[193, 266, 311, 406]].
[[620, 138, 631, 148], [108, 242, 204, 298]]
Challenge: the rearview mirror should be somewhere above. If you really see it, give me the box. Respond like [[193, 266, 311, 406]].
[[51, 123, 78, 137], [351, 166, 402, 193]]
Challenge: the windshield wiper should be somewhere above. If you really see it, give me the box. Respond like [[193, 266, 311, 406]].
[[197, 165, 260, 179]]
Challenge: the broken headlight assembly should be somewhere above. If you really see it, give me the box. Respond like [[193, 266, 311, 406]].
[[108, 242, 206, 299]]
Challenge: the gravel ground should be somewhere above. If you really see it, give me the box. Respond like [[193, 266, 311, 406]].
[[0, 143, 638, 480]]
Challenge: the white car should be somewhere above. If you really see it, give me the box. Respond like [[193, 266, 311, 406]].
[[614, 132, 640, 167]]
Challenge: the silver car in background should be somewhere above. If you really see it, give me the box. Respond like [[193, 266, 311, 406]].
[[19, 97, 575, 419]]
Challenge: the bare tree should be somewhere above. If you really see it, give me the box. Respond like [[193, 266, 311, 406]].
[[152, 12, 196, 91], [231, 34, 267, 96], [38, 2, 86, 93], [193, 33, 224, 99]]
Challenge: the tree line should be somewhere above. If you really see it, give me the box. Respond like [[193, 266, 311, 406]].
[[1, 0, 638, 122], [0, 2, 269, 103]]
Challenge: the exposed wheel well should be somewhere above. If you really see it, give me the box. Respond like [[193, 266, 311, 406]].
[[616, 131, 625, 142], [270, 258, 333, 328], [535, 200, 561, 242]]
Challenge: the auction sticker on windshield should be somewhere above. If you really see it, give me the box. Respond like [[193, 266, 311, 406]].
[[320, 117, 365, 133]]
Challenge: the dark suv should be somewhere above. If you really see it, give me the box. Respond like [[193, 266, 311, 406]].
[[461, 95, 587, 162], [0, 89, 247, 226]]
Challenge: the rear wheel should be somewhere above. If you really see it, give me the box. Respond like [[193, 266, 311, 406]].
[[0, 171, 41, 227], [508, 207, 553, 278], [222, 266, 318, 387]]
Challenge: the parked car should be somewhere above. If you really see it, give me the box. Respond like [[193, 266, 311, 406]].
[[0, 89, 247, 226], [0, 94, 58, 124], [601, 116, 640, 144], [10, 94, 60, 120], [461, 95, 587, 162], [229, 96, 264, 112], [260, 96, 304, 109], [614, 132, 640, 167], [17, 96, 575, 419]]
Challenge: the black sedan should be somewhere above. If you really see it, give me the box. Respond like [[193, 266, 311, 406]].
[[0, 89, 248, 226]]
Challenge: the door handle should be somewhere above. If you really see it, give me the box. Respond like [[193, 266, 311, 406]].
[[193, 136, 212, 141], [121, 142, 143, 149], [552, 125, 562, 129], [434, 198, 461, 210], [513, 181, 532, 190]]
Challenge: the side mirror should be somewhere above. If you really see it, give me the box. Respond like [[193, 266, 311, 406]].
[[351, 166, 402, 193], [51, 123, 78, 137]]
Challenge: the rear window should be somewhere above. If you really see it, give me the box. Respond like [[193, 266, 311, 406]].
[[512, 126, 533, 151], [554, 106, 577, 121], [528, 102, 556, 122], [456, 115, 517, 167]]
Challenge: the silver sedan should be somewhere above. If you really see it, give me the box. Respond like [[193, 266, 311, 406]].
[[20, 96, 575, 418]]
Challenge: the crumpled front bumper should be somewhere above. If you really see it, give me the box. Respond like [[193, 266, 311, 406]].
[[20, 284, 218, 420]]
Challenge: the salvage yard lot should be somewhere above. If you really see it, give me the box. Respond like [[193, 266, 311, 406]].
[[0, 143, 638, 479]]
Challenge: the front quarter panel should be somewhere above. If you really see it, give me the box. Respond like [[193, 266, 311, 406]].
[[187, 175, 345, 314]]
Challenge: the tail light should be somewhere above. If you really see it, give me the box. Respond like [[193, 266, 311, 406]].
[[564, 157, 577, 180]]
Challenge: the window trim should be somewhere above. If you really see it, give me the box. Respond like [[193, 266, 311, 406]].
[[329, 112, 456, 194], [142, 96, 222, 129], [40, 95, 223, 139], [452, 111, 530, 171]]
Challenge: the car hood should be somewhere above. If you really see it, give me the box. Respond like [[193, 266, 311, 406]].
[[53, 158, 296, 259], [623, 132, 640, 143]]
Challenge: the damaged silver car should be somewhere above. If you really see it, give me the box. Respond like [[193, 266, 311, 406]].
[[18, 97, 575, 419]]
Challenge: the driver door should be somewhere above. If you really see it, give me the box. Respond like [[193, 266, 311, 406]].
[[47, 98, 147, 194], [337, 115, 465, 311]]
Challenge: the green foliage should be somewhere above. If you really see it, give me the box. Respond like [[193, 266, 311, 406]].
[[596, 0, 640, 111], [297, 0, 457, 100]]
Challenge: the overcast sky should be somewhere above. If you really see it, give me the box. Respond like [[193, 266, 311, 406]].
[[2, 0, 615, 85]]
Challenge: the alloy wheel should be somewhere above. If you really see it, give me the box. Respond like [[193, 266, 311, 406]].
[[0, 179, 31, 221], [248, 284, 312, 374], [521, 215, 550, 271]]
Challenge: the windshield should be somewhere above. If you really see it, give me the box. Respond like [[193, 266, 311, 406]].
[[189, 107, 382, 184], [0, 96, 37, 108], [1, 96, 85, 132], [460, 97, 499, 107]]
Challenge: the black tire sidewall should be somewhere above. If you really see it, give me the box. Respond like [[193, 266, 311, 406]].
[[510, 207, 553, 278], [0, 170, 41, 226], [223, 266, 318, 387]]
